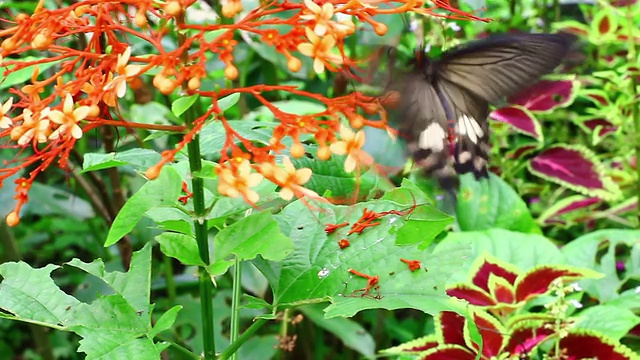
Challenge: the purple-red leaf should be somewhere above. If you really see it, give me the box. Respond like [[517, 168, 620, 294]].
[[582, 118, 618, 137], [507, 79, 578, 112], [507, 144, 539, 160], [421, 345, 477, 360], [438, 311, 467, 346], [490, 106, 543, 140], [528, 145, 622, 201], [470, 311, 506, 358], [505, 324, 554, 355], [556, 331, 639, 360], [514, 266, 595, 302], [538, 195, 601, 225], [446, 285, 496, 306], [472, 257, 520, 292]]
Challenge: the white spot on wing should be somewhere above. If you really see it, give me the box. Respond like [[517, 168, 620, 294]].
[[458, 151, 472, 164], [457, 114, 484, 144], [419, 123, 446, 152]]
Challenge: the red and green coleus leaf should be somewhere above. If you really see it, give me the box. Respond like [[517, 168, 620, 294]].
[[503, 315, 556, 355], [579, 117, 618, 139], [514, 265, 602, 302], [470, 254, 520, 292], [490, 105, 543, 141], [435, 311, 508, 359], [590, 7, 618, 43], [507, 77, 580, 113], [419, 344, 477, 360], [537, 195, 601, 226], [554, 330, 640, 360], [528, 145, 622, 201], [445, 284, 497, 306], [379, 335, 439, 355], [579, 89, 611, 108]]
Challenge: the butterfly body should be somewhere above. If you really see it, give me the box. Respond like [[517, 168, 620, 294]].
[[389, 33, 576, 191]]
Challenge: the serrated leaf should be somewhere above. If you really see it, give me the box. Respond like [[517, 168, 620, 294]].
[[209, 211, 293, 276], [457, 173, 540, 234], [254, 197, 472, 318], [155, 232, 204, 266], [82, 149, 162, 172], [529, 145, 622, 201], [574, 305, 640, 340], [105, 167, 182, 246], [490, 105, 543, 141]]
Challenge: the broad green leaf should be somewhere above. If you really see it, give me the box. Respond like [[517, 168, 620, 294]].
[[150, 305, 183, 338], [24, 182, 95, 219], [105, 167, 182, 246], [243, 100, 327, 121], [300, 304, 375, 357], [457, 173, 540, 234], [0, 262, 81, 327], [82, 149, 162, 172], [440, 229, 563, 283], [217, 93, 241, 112], [172, 94, 199, 117], [155, 232, 204, 266], [130, 102, 176, 125], [199, 120, 276, 156], [209, 211, 294, 276], [562, 229, 640, 302], [574, 305, 640, 340], [0, 245, 159, 359], [66, 242, 153, 321], [254, 194, 472, 318], [291, 155, 384, 202]]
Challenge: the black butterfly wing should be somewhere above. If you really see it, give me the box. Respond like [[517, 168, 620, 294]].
[[437, 33, 576, 103], [395, 67, 456, 186]]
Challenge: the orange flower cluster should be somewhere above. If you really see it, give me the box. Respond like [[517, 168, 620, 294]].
[[0, 0, 484, 226]]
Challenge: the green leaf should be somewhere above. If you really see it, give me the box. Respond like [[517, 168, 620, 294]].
[[300, 304, 375, 357], [0, 262, 81, 327], [0, 57, 60, 90], [209, 211, 294, 276], [562, 229, 640, 302], [574, 305, 640, 340], [439, 229, 564, 283], [105, 167, 182, 247], [130, 102, 177, 125], [254, 197, 472, 318], [217, 93, 241, 112], [66, 243, 153, 321], [199, 120, 277, 157], [150, 305, 183, 338], [155, 233, 204, 266], [82, 149, 162, 172], [457, 173, 540, 233], [243, 100, 327, 121], [172, 94, 199, 117]]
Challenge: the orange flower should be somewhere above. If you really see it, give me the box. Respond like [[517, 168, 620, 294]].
[[329, 124, 369, 173], [81, 72, 117, 107], [11, 108, 51, 145], [0, 98, 14, 128], [297, 27, 343, 74], [48, 94, 90, 140], [217, 160, 264, 203], [274, 156, 317, 201], [105, 47, 142, 98], [301, 0, 334, 37]]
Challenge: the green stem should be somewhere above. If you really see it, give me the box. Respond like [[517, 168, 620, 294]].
[[185, 104, 216, 359], [163, 255, 177, 302], [627, 3, 640, 226], [218, 318, 268, 360], [229, 257, 242, 360], [156, 335, 201, 360], [279, 308, 291, 360]]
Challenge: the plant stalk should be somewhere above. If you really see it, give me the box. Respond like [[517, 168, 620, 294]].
[[229, 256, 242, 360], [218, 318, 268, 360]]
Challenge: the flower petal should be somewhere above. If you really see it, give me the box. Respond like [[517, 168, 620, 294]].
[[329, 141, 347, 155], [344, 155, 356, 173], [62, 94, 73, 113], [297, 43, 315, 57], [313, 58, 325, 74], [295, 168, 312, 184], [279, 187, 294, 201], [72, 106, 91, 121], [48, 110, 65, 125], [247, 173, 264, 187], [71, 124, 83, 139]]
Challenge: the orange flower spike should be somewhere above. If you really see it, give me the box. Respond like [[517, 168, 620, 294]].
[[338, 239, 350, 249], [48, 94, 90, 140], [400, 258, 421, 272], [274, 156, 318, 201], [105, 47, 142, 98], [329, 124, 372, 173], [301, 0, 334, 37], [11, 108, 51, 145], [0, 98, 14, 129], [217, 160, 264, 204], [324, 222, 349, 234], [297, 27, 343, 74], [221, 0, 243, 18]]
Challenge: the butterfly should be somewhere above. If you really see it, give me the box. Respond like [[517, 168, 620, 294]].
[[384, 32, 577, 192]]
